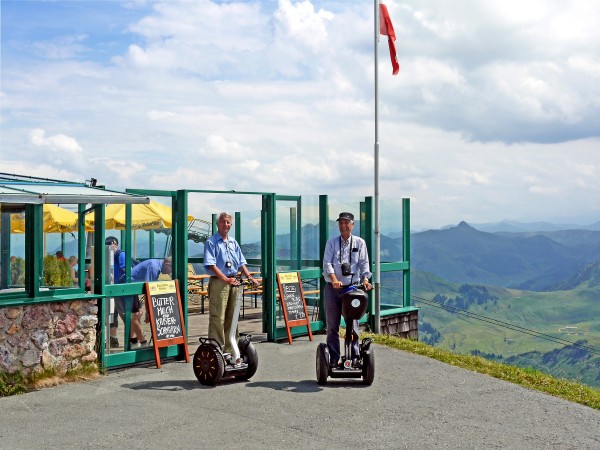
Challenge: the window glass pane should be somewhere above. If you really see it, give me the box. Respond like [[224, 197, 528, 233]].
[[301, 195, 320, 265], [41, 204, 83, 289], [1, 204, 27, 293]]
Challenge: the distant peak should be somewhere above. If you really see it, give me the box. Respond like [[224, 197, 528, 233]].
[[457, 221, 472, 229]]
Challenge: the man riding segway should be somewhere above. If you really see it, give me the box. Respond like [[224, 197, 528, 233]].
[[192, 212, 260, 385], [317, 212, 374, 384]]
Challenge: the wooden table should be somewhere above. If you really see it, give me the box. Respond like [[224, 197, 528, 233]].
[[241, 273, 262, 317]]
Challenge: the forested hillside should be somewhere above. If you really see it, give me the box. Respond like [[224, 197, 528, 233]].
[[412, 270, 600, 388]]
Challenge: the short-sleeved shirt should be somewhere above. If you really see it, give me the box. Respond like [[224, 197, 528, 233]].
[[204, 233, 247, 278], [323, 234, 372, 285]]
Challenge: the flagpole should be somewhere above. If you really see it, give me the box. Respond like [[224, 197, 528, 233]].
[[373, 0, 381, 334]]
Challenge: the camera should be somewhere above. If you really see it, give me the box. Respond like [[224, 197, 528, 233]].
[[341, 262, 353, 277]]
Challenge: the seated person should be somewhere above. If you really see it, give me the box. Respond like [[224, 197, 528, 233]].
[[68, 256, 78, 286]]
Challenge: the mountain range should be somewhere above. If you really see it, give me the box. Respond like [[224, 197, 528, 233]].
[[410, 221, 600, 291], [405, 221, 600, 388]]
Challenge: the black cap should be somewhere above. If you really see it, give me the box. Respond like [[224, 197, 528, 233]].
[[336, 212, 354, 222]]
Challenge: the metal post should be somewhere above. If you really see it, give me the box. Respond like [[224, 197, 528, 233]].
[[373, 0, 381, 333]]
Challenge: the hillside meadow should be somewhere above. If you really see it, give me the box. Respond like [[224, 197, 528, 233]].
[[395, 271, 600, 388]]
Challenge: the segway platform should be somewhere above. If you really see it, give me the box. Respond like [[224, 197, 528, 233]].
[[193, 336, 258, 386], [316, 285, 375, 385]]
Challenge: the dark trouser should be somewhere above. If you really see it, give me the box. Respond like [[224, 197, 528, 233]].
[[324, 283, 360, 365], [110, 298, 125, 329], [110, 295, 140, 329]]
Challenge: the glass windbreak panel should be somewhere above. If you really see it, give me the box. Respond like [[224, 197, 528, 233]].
[[380, 197, 405, 263], [104, 198, 175, 260], [275, 200, 299, 272], [381, 273, 404, 307], [107, 294, 150, 353], [1, 204, 27, 293], [186, 192, 262, 274], [34, 204, 84, 290], [139, 196, 179, 259], [238, 207, 261, 272], [380, 197, 405, 306], [327, 196, 363, 239], [300, 195, 320, 267]]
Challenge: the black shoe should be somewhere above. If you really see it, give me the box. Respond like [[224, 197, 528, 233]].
[[329, 360, 338, 369], [352, 358, 361, 368], [110, 337, 120, 348]]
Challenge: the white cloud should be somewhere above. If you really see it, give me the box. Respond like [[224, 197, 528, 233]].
[[147, 110, 176, 120], [30, 128, 83, 154], [568, 55, 600, 77], [33, 34, 88, 59], [273, 0, 333, 52]]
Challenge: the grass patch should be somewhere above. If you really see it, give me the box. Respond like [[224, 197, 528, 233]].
[[0, 363, 101, 397], [0, 372, 27, 397], [365, 333, 600, 410]]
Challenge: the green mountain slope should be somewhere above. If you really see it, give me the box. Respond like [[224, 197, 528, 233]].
[[547, 262, 600, 290], [412, 271, 600, 388], [503, 342, 600, 388]]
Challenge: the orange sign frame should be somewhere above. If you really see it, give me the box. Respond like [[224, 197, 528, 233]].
[[144, 279, 190, 368]]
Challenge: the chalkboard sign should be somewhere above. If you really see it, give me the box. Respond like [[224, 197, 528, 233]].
[[276, 272, 313, 345], [144, 279, 190, 368]]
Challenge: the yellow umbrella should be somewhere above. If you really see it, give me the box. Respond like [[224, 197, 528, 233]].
[[9, 204, 80, 233], [88, 200, 194, 230], [5, 201, 193, 232]]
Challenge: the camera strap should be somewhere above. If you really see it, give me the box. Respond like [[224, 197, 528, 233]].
[[224, 239, 235, 269], [339, 236, 353, 264]]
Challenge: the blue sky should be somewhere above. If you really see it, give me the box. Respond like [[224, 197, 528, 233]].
[[1, 0, 599, 229]]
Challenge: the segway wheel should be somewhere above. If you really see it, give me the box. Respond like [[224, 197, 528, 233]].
[[362, 346, 375, 386], [316, 343, 329, 385], [193, 344, 224, 386], [235, 340, 259, 381]]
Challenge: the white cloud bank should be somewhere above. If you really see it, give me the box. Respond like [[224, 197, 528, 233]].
[[1, 0, 598, 229]]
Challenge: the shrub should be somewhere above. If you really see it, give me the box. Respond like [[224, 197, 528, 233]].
[[0, 371, 27, 397], [43, 255, 71, 287]]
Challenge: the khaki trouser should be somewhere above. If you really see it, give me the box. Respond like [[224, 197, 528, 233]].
[[207, 277, 241, 355]]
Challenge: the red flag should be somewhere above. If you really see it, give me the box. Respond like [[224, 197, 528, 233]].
[[379, 4, 399, 75]]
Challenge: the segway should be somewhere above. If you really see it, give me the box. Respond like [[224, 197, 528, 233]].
[[193, 277, 259, 385], [316, 284, 374, 386]]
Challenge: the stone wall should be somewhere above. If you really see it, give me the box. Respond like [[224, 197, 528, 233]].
[[0, 300, 99, 377], [380, 310, 419, 340]]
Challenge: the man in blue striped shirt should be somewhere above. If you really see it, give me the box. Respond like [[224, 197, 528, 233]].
[[323, 212, 373, 367]]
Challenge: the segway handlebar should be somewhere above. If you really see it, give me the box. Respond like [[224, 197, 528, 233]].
[[233, 275, 259, 288], [340, 283, 367, 295]]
